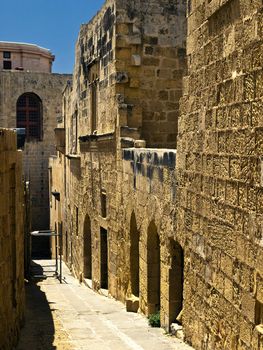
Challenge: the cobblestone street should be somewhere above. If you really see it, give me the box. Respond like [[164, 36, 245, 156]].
[[16, 260, 193, 350]]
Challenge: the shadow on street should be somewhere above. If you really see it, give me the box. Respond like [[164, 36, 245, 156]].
[[16, 260, 56, 350]]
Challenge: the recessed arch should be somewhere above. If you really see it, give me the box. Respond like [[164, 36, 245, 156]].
[[130, 211, 139, 297], [147, 220, 160, 315], [16, 92, 42, 140], [83, 214, 92, 279]]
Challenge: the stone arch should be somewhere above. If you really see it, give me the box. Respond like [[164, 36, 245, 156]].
[[130, 211, 139, 297], [83, 214, 92, 279], [169, 239, 184, 326], [16, 92, 43, 141], [147, 220, 161, 315]]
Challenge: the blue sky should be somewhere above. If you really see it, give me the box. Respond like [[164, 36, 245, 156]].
[[0, 0, 105, 73]]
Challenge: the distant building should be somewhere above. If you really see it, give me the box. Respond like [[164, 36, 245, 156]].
[[0, 41, 54, 73], [0, 41, 71, 257]]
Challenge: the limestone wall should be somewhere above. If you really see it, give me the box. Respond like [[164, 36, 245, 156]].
[[118, 148, 178, 326], [0, 71, 71, 256], [115, 0, 187, 148], [50, 140, 180, 330], [49, 153, 65, 259], [177, 1, 263, 349], [49, 0, 187, 337], [0, 128, 25, 350], [65, 0, 186, 149]]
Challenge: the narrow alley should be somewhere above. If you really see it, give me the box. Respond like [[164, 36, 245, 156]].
[[16, 261, 193, 350]]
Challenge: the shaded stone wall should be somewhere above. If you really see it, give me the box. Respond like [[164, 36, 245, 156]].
[[0, 71, 70, 256], [0, 128, 25, 350], [177, 1, 263, 349], [118, 148, 178, 328]]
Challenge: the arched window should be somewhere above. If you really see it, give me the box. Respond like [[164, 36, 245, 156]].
[[17, 93, 42, 140]]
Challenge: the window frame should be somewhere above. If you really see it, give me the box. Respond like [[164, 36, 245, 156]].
[[3, 60, 12, 70], [3, 51, 11, 59], [16, 93, 43, 141]]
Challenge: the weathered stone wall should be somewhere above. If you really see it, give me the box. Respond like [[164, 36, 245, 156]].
[[70, 0, 117, 140], [177, 1, 263, 349], [0, 71, 70, 256], [115, 0, 186, 148], [0, 128, 25, 350], [51, 140, 180, 331], [67, 0, 186, 149], [117, 148, 178, 328], [50, 0, 187, 335], [49, 152, 65, 258]]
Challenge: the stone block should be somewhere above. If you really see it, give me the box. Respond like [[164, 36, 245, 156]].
[[126, 295, 139, 313], [131, 54, 141, 66], [170, 323, 184, 340]]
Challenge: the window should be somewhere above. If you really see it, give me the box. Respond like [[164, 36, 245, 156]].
[[76, 207, 79, 236], [3, 61, 12, 70], [17, 93, 42, 140], [101, 190, 107, 218], [91, 82, 97, 133], [3, 51, 11, 59], [89, 62, 99, 133]]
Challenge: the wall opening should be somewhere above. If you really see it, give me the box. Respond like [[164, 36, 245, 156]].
[[65, 231, 68, 262], [3, 60, 12, 70], [255, 300, 263, 325], [101, 190, 107, 218], [91, 82, 98, 133], [169, 239, 184, 326], [75, 206, 79, 236], [130, 212, 139, 297], [17, 93, 42, 141], [100, 227, 108, 289], [83, 215, 92, 279], [89, 62, 99, 134], [147, 221, 160, 315]]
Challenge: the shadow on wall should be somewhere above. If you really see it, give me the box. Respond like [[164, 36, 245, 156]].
[[16, 261, 56, 350]]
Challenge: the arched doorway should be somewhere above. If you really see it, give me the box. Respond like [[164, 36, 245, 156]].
[[130, 212, 139, 297], [169, 239, 184, 326], [17, 93, 42, 140], [83, 215, 92, 279], [147, 221, 160, 315]]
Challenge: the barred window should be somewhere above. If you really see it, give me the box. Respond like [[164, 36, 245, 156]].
[[17, 93, 42, 140], [3, 51, 11, 59], [3, 61, 12, 70]]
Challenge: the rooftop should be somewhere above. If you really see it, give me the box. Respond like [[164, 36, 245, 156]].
[[0, 41, 54, 58]]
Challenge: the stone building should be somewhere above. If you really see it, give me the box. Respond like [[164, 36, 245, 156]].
[[50, 0, 263, 349], [0, 41, 54, 73], [177, 1, 263, 349], [0, 41, 71, 256], [0, 128, 25, 350], [50, 0, 186, 333]]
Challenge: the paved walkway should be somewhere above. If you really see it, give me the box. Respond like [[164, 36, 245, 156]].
[[16, 260, 194, 350]]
